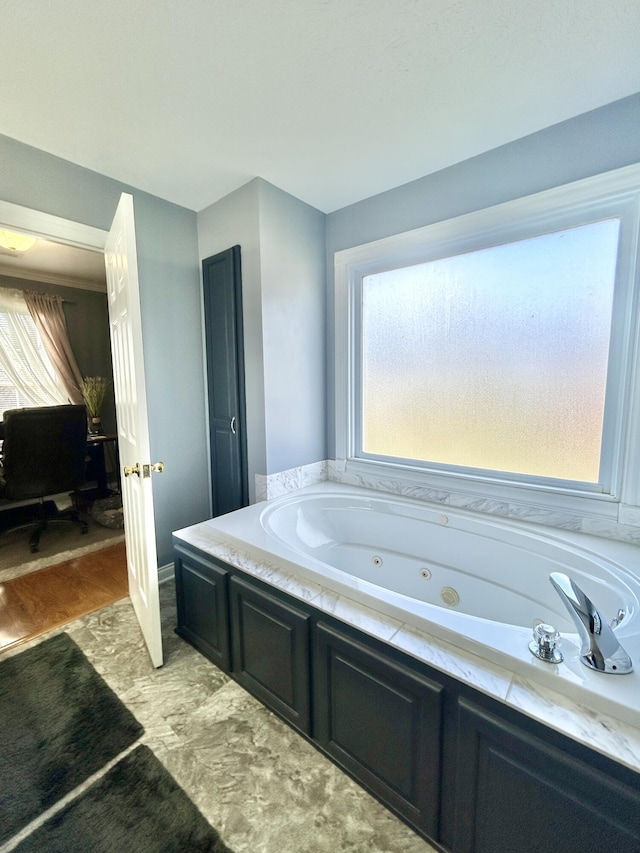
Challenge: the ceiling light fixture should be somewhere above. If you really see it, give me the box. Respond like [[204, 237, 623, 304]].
[[0, 229, 38, 253]]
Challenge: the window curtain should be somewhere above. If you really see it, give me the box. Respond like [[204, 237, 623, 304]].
[[23, 290, 84, 405], [0, 288, 68, 409]]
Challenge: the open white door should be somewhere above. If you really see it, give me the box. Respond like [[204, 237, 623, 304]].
[[105, 193, 163, 667]]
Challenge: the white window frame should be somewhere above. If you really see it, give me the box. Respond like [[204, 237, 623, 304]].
[[334, 164, 640, 519]]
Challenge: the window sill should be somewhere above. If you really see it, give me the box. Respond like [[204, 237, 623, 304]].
[[328, 458, 635, 542]]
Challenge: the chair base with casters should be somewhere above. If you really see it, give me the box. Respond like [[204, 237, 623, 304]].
[[0, 498, 90, 554], [0, 405, 92, 553]]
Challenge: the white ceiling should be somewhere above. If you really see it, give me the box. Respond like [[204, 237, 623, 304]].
[[1, 1, 640, 216], [0, 238, 106, 290]]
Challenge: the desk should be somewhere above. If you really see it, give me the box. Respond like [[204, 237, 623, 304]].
[[85, 433, 118, 497]]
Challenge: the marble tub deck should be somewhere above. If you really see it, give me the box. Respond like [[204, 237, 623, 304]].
[[173, 525, 640, 778], [1, 583, 436, 853]]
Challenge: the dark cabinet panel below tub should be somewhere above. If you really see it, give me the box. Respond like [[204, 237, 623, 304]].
[[230, 575, 311, 734], [173, 544, 640, 853], [174, 548, 231, 672], [454, 698, 640, 853], [314, 621, 443, 840]]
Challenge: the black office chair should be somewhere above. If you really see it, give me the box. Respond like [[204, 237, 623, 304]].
[[0, 404, 89, 552]]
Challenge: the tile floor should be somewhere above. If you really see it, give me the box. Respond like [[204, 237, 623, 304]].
[[9, 581, 437, 853]]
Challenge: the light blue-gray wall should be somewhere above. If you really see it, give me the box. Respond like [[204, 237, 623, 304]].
[[325, 92, 640, 458], [2, 90, 639, 556], [0, 133, 209, 566], [258, 180, 326, 473], [198, 178, 326, 499]]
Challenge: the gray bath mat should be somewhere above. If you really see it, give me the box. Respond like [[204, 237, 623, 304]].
[[0, 632, 143, 843], [14, 745, 234, 852]]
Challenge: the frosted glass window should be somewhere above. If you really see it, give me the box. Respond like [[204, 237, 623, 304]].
[[360, 219, 620, 483]]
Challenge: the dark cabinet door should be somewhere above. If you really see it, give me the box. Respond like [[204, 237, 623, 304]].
[[314, 622, 443, 840], [174, 548, 231, 672], [174, 548, 640, 853], [230, 575, 311, 733], [454, 698, 640, 853], [202, 246, 248, 517]]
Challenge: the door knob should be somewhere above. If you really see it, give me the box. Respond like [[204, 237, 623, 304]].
[[124, 461, 165, 478]]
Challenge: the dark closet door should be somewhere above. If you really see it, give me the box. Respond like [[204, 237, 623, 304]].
[[202, 246, 248, 516]]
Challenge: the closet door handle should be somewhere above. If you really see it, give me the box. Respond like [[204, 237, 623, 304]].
[[230, 416, 236, 435]]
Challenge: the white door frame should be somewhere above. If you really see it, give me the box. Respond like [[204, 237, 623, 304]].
[[0, 200, 108, 255]]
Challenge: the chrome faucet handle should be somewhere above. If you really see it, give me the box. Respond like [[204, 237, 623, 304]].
[[549, 572, 633, 675], [529, 623, 563, 664]]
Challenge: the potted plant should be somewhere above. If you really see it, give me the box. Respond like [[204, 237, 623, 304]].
[[81, 376, 109, 434]]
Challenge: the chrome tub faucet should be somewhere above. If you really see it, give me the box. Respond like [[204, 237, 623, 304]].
[[549, 572, 633, 675]]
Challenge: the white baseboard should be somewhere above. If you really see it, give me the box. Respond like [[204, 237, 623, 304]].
[[158, 562, 175, 584]]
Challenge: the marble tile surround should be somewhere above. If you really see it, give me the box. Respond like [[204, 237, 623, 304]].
[[255, 460, 327, 501], [256, 459, 640, 545], [175, 524, 640, 778], [2, 586, 436, 853], [330, 461, 640, 545]]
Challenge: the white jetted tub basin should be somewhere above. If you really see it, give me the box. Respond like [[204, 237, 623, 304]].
[[187, 483, 640, 725]]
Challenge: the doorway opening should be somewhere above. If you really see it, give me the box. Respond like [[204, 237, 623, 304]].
[[0, 202, 122, 580]]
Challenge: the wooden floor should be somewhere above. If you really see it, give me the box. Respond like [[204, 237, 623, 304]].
[[0, 541, 128, 655]]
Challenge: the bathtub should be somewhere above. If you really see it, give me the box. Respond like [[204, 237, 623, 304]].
[[184, 482, 640, 724]]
